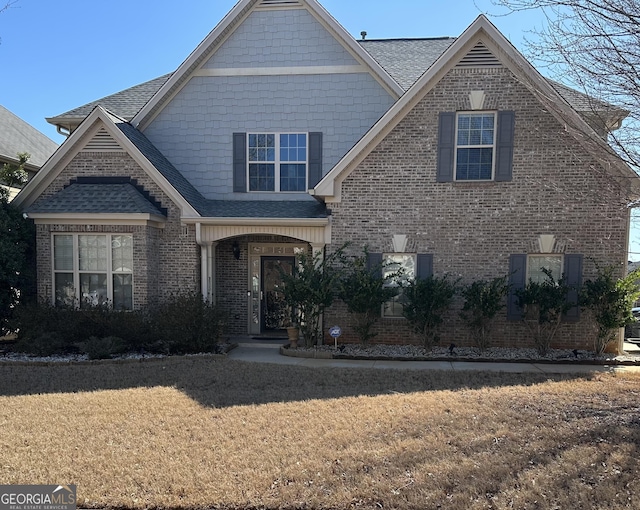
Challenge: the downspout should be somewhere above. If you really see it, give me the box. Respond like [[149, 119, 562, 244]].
[[56, 124, 71, 138]]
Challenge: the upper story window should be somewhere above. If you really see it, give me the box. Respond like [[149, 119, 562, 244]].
[[248, 133, 307, 192], [455, 112, 496, 181], [53, 234, 133, 310]]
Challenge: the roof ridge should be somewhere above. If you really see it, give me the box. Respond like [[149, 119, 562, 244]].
[[358, 37, 456, 42]]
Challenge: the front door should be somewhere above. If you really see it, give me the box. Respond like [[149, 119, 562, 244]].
[[261, 256, 295, 332]]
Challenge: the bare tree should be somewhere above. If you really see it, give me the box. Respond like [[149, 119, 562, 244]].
[[491, 0, 640, 171], [0, 1, 18, 14]]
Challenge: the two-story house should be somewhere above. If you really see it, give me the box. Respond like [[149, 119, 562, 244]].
[[14, 0, 640, 350]]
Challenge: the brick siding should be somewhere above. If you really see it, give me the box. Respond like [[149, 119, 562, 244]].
[[33, 152, 199, 308], [324, 68, 632, 351]]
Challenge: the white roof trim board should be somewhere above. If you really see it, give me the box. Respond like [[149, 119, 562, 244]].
[[313, 15, 638, 201], [13, 107, 200, 218], [131, 0, 403, 129]]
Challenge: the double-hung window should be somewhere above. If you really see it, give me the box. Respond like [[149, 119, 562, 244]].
[[455, 112, 496, 181], [53, 234, 133, 310], [527, 254, 563, 284], [248, 133, 307, 192], [382, 253, 416, 318]]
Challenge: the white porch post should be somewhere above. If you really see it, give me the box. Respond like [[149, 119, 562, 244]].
[[209, 242, 217, 304], [200, 241, 217, 303], [310, 243, 326, 344]]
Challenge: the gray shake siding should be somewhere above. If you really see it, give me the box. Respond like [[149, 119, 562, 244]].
[[324, 68, 630, 350], [203, 9, 359, 69], [142, 7, 395, 201]]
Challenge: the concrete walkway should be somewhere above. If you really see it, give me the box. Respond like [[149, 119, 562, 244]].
[[227, 338, 640, 374]]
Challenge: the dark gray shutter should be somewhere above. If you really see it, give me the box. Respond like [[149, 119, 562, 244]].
[[233, 132, 247, 193], [507, 254, 527, 320], [308, 132, 323, 188], [437, 112, 456, 182], [416, 254, 433, 280], [495, 111, 515, 182], [564, 254, 583, 322], [367, 252, 383, 280]]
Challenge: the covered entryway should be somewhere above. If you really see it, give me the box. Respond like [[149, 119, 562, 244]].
[[248, 242, 308, 335], [194, 220, 330, 336]]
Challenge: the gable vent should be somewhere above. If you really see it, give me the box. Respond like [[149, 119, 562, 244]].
[[258, 0, 303, 6], [456, 42, 502, 68], [81, 127, 123, 152]]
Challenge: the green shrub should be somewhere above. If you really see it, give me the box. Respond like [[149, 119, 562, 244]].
[[581, 265, 640, 354], [12, 301, 153, 353], [151, 292, 227, 354], [402, 274, 458, 350], [339, 249, 400, 344], [77, 336, 128, 360], [278, 246, 347, 347], [517, 269, 572, 356], [460, 276, 509, 351], [14, 332, 72, 357]]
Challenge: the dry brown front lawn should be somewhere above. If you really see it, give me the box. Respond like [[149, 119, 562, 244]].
[[0, 357, 638, 510]]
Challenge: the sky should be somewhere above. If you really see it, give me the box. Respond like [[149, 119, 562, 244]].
[[0, 0, 546, 144], [2, 0, 638, 258]]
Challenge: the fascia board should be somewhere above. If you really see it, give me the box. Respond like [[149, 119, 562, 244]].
[[27, 212, 167, 227], [181, 216, 329, 227], [12, 108, 110, 209], [132, 0, 255, 129]]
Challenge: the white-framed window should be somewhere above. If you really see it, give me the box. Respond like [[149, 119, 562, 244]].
[[53, 234, 133, 310], [248, 133, 308, 192], [455, 111, 496, 181], [527, 254, 563, 284], [382, 253, 416, 318]]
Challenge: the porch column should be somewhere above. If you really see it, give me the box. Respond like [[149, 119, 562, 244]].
[[209, 242, 217, 303], [200, 242, 217, 303], [310, 243, 326, 344]]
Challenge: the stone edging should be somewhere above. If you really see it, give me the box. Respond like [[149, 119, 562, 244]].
[[279, 345, 640, 366], [0, 344, 237, 367]]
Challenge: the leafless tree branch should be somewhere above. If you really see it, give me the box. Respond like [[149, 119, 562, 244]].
[[491, 0, 640, 174]]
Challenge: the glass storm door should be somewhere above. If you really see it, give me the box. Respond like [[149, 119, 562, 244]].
[[261, 256, 295, 332]]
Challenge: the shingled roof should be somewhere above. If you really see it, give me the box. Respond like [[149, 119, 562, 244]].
[[46, 38, 617, 131], [0, 105, 58, 169], [358, 38, 456, 91], [27, 182, 166, 216], [46, 74, 172, 130]]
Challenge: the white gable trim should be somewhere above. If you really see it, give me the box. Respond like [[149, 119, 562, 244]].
[[132, 0, 402, 130], [13, 107, 200, 218], [313, 15, 639, 202]]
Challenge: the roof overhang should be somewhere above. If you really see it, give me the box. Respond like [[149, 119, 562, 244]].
[[14, 106, 201, 218], [184, 216, 329, 227], [26, 212, 167, 228]]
